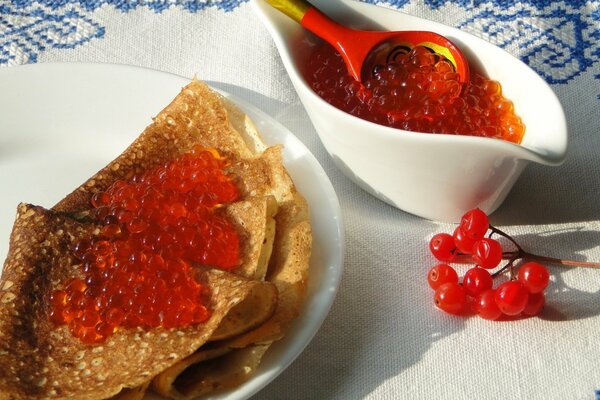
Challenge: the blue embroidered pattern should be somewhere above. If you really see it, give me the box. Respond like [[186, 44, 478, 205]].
[[360, 0, 595, 9], [457, 2, 600, 84], [1, 0, 599, 94], [10, 0, 246, 13], [0, 4, 104, 65]]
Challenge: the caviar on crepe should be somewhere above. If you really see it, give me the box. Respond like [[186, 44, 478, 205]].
[[50, 146, 241, 344], [305, 42, 525, 143]]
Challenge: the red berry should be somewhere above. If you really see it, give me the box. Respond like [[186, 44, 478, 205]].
[[472, 238, 503, 269], [453, 227, 477, 254], [427, 264, 458, 290], [495, 281, 529, 316], [475, 289, 502, 320], [434, 282, 467, 315], [429, 233, 457, 262], [522, 292, 545, 316], [459, 208, 489, 239], [517, 262, 550, 294], [463, 267, 493, 297]]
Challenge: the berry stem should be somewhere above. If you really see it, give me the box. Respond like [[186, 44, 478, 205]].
[[489, 224, 600, 269], [516, 251, 600, 269], [489, 226, 523, 251], [492, 256, 517, 278], [450, 226, 600, 270]]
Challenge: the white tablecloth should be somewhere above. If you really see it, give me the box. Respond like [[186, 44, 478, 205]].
[[2, 1, 600, 399]]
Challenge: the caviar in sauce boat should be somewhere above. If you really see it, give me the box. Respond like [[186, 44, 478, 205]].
[[253, 0, 567, 221], [305, 42, 525, 143], [267, 0, 523, 142]]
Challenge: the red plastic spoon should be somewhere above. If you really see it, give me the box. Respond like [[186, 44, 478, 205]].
[[263, 0, 469, 83]]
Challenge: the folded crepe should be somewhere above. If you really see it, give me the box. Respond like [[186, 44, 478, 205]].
[[0, 204, 276, 399], [0, 79, 311, 399]]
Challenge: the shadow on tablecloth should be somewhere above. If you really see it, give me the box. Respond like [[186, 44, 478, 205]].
[[492, 84, 600, 225], [512, 230, 600, 322]]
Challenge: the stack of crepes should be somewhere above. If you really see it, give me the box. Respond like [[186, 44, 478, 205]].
[[0, 80, 312, 399]]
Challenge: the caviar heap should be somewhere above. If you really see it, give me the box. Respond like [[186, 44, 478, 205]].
[[50, 146, 241, 344], [428, 209, 550, 320], [304, 42, 525, 143]]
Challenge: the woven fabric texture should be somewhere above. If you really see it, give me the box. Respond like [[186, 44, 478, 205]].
[[1, 1, 600, 399]]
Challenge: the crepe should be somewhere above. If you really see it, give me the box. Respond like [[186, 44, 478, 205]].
[[0, 204, 275, 399], [152, 344, 270, 399], [0, 79, 312, 399], [53, 80, 255, 214]]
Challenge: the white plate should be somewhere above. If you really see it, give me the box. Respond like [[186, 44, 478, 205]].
[[0, 63, 344, 399]]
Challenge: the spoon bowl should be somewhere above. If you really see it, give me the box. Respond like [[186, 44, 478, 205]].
[[263, 0, 469, 83], [253, 0, 568, 222]]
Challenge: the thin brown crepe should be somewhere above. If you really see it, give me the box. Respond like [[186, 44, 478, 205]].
[[0, 79, 311, 399], [0, 204, 275, 399], [149, 90, 311, 398]]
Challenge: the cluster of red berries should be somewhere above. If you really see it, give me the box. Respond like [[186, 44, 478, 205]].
[[428, 209, 550, 320], [50, 145, 241, 344]]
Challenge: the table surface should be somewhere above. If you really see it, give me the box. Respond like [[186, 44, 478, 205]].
[[1, 1, 600, 399]]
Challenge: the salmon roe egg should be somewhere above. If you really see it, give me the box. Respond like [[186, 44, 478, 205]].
[[50, 145, 241, 344], [304, 42, 525, 143]]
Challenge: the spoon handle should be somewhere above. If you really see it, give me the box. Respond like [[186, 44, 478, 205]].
[[262, 0, 360, 79], [262, 0, 312, 23], [262, 0, 354, 50]]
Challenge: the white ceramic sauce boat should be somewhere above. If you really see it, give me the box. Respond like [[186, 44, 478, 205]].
[[252, 0, 567, 222]]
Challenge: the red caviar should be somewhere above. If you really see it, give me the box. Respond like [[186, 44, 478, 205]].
[[304, 42, 525, 143], [50, 145, 241, 344]]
